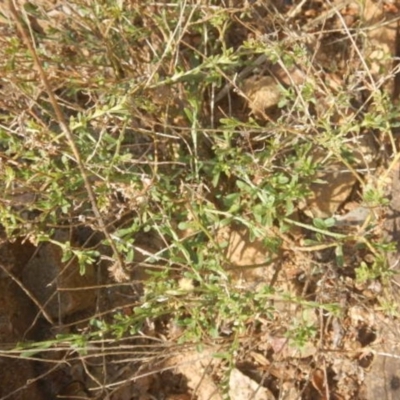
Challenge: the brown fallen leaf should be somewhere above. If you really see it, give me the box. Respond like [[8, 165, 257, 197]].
[[311, 369, 327, 399]]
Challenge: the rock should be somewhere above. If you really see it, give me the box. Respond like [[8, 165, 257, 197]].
[[363, 0, 398, 96], [163, 349, 223, 400], [0, 358, 46, 400], [303, 165, 357, 218], [229, 368, 275, 400], [216, 226, 277, 288], [363, 162, 400, 399], [364, 317, 400, 400], [0, 236, 36, 278], [22, 231, 96, 319], [0, 249, 47, 400], [0, 279, 37, 342], [302, 133, 377, 218], [241, 75, 281, 117]]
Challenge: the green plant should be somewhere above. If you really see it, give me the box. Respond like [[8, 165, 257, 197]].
[[0, 1, 399, 398]]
